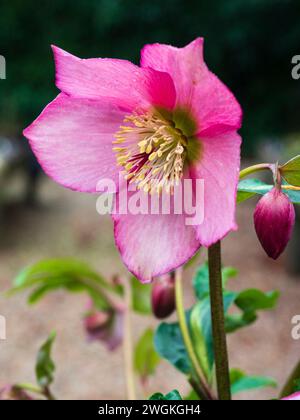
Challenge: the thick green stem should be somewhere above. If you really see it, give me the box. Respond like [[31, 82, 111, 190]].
[[175, 268, 214, 400], [239, 163, 272, 180], [208, 241, 231, 400], [280, 360, 300, 398]]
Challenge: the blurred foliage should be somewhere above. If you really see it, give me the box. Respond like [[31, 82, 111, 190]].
[[0, 0, 300, 154], [155, 261, 279, 396]]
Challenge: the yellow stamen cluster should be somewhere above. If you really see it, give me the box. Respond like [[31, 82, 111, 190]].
[[113, 112, 188, 194]]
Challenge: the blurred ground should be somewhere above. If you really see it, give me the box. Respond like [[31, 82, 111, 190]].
[[0, 176, 299, 400]]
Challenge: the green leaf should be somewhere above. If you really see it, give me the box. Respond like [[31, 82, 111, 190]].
[[154, 318, 191, 375], [192, 262, 237, 300], [9, 259, 114, 309], [131, 276, 152, 315], [184, 389, 199, 400], [237, 178, 300, 204], [192, 263, 210, 300], [149, 390, 182, 400], [293, 378, 300, 392], [134, 328, 161, 381], [281, 155, 300, 186], [237, 179, 272, 203], [35, 331, 56, 388], [225, 289, 280, 333], [230, 368, 277, 394], [235, 289, 280, 313]]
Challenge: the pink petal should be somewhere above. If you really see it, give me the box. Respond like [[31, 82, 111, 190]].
[[190, 131, 241, 246], [113, 190, 200, 283], [141, 38, 242, 134], [23, 93, 125, 192], [52, 45, 176, 111], [282, 392, 300, 400]]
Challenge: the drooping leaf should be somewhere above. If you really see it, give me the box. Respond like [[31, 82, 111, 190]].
[[237, 178, 300, 204], [149, 390, 182, 400], [281, 155, 300, 186], [131, 276, 152, 315], [9, 259, 114, 309], [237, 179, 272, 203], [230, 368, 277, 395], [134, 328, 160, 381], [35, 331, 56, 388], [154, 318, 192, 375]]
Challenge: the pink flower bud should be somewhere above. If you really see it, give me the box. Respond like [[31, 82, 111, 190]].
[[83, 307, 123, 351], [254, 187, 295, 259], [151, 273, 175, 319]]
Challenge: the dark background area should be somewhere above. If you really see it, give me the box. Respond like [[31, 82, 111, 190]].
[[0, 0, 300, 155]]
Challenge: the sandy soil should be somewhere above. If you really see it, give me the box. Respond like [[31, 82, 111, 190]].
[[0, 177, 299, 400]]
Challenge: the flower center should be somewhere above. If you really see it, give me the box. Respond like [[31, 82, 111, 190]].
[[113, 112, 189, 194]]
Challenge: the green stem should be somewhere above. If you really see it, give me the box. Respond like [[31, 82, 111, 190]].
[[280, 360, 300, 398], [175, 268, 213, 400], [123, 278, 136, 400], [239, 163, 272, 179], [208, 241, 231, 400]]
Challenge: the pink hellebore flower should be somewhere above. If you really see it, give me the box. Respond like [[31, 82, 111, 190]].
[[254, 187, 295, 259], [24, 38, 242, 282]]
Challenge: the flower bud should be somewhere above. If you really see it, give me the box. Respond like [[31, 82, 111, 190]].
[[254, 187, 295, 259], [0, 385, 33, 400], [151, 273, 175, 319], [83, 307, 123, 351]]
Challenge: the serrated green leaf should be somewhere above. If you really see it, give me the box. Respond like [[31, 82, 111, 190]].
[[154, 318, 191, 375], [281, 155, 300, 187], [230, 368, 277, 394], [35, 332, 56, 388], [149, 390, 182, 400], [131, 276, 152, 315], [134, 328, 160, 381]]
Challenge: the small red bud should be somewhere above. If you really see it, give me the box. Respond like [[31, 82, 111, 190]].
[[254, 187, 295, 259], [151, 273, 175, 319]]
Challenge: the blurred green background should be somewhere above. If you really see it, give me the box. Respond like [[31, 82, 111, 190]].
[[0, 0, 300, 154]]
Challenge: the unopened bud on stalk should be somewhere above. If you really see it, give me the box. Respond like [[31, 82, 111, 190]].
[[0, 385, 33, 400], [254, 187, 295, 259], [83, 306, 123, 351], [151, 273, 175, 319]]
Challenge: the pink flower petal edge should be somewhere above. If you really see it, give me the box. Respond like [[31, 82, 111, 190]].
[[52, 45, 176, 111], [23, 93, 125, 192]]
